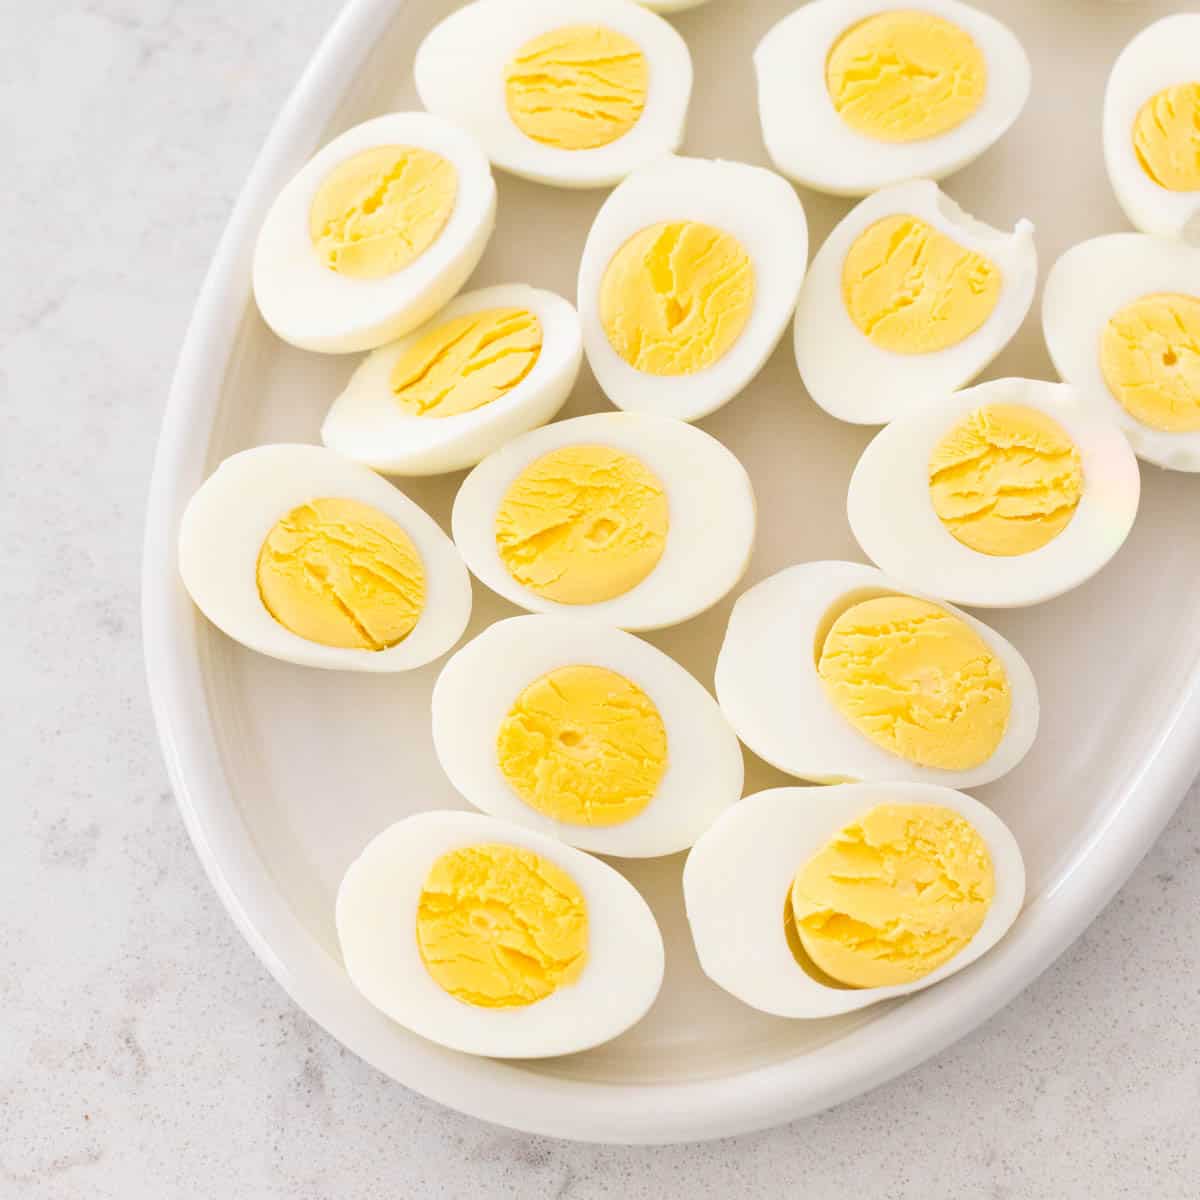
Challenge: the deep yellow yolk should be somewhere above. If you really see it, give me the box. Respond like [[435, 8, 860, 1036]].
[[599, 221, 756, 375], [928, 404, 1085, 556], [256, 497, 425, 650], [416, 843, 588, 1008], [496, 666, 668, 827], [842, 215, 1002, 354], [390, 308, 543, 418], [1100, 292, 1200, 432], [494, 444, 669, 604], [505, 25, 648, 150], [789, 803, 995, 988], [1132, 84, 1200, 192], [309, 145, 457, 279], [817, 595, 1011, 771], [826, 10, 987, 143]]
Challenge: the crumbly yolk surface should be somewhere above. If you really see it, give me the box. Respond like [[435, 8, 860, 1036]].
[[256, 497, 425, 650], [789, 803, 995, 988], [496, 665, 668, 827], [1100, 292, 1200, 432], [504, 25, 648, 151], [1132, 83, 1200, 192], [826, 10, 987, 143], [599, 221, 756, 375], [494, 444, 669, 605], [309, 145, 457, 279], [416, 843, 588, 1008], [842, 214, 1002, 354], [817, 595, 1011, 771], [928, 404, 1084, 556], [391, 308, 543, 418]]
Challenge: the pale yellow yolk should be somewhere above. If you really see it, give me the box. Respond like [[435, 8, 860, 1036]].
[[842, 215, 1002, 354], [817, 595, 1011, 771], [1100, 292, 1200, 432], [599, 221, 756, 375], [256, 497, 425, 650], [494, 444, 669, 604], [496, 665, 668, 827], [928, 404, 1084, 556], [309, 145, 457, 279], [789, 803, 995, 988], [416, 844, 588, 1008], [826, 10, 987, 143], [1132, 83, 1200, 192], [390, 308, 543, 418], [505, 25, 648, 150]]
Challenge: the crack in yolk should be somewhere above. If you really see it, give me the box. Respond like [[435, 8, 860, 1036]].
[[1132, 83, 1200, 192]]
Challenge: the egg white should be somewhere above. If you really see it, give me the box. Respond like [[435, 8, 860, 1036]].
[[636, 0, 710, 10]]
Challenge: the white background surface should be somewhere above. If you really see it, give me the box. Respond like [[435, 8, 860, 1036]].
[[3, 1, 1200, 1195]]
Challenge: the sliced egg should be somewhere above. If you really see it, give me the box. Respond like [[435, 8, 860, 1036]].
[[577, 155, 808, 421], [178, 444, 471, 671], [683, 783, 1025, 1018], [337, 810, 664, 1056], [714, 561, 1038, 787], [452, 411, 756, 630], [795, 180, 1036, 425], [754, 0, 1030, 197], [432, 615, 743, 857], [637, 0, 710, 10], [848, 378, 1140, 607], [1043, 232, 1200, 472], [414, 0, 692, 189]]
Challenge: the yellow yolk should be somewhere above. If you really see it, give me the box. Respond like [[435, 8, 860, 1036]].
[[1100, 292, 1200, 432], [496, 665, 668, 827], [817, 595, 1011, 771], [842, 215, 1002, 354], [599, 221, 756, 375], [390, 308, 543, 418], [505, 25, 648, 150], [256, 497, 425, 651], [309, 145, 457, 279], [1132, 83, 1200, 192], [789, 803, 995, 988], [928, 404, 1085, 556], [826, 10, 987, 143], [494, 444, 669, 604], [416, 844, 588, 1008]]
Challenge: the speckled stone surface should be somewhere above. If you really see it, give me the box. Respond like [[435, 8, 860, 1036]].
[[3, 2, 1200, 1196]]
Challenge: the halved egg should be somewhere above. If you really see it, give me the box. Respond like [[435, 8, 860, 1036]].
[[337, 810, 664, 1057], [178, 444, 471, 671], [432, 615, 743, 857], [848, 378, 1141, 607], [714, 561, 1038, 787], [795, 180, 1036, 425], [321, 284, 582, 476], [683, 783, 1025, 1018], [577, 155, 808, 421], [414, 0, 692, 189], [253, 113, 496, 353], [452, 412, 756, 630], [754, 0, 1030, 197], [637, 0, 710, 10]]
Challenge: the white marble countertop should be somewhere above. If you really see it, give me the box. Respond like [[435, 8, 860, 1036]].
[[4, 1, 1199, 1195]]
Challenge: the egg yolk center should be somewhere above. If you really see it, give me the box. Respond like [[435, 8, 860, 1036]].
[[256, 497, 426, 651], [842, 214, 1002, 354], [1132, 83, 1200, 192], [416, 843, 588, 1008], [788, 803, 995, 988], [817, 594, 1011, 771], [494, 444, 669, 604], [825, 10, 987, 143], [928, 403, 1084, 556], [1100, 292, 1200, 432], [505, 25, 648, 151], [309, 145, 457, 279], [496, 665, 668, 827], [600, 221, 756, 376]]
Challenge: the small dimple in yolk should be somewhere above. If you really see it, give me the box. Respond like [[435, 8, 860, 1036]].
[[1132, 83, 1200, 192]]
